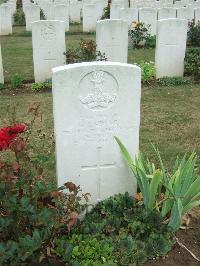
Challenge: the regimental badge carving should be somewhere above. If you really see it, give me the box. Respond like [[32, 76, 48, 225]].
[[79, 71, 118, 110], [41, 24, 56, 40]]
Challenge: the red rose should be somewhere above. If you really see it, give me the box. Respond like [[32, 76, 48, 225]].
[[0, 124, 27, 151]]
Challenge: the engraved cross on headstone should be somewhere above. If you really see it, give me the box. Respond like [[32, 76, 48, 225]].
[[81, 146, 116, 200]]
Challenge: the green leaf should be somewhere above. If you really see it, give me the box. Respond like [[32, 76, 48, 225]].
[[168, 199, 183, 231], [148, 170, 162, 210]]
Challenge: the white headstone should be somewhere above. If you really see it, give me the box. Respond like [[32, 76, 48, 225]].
[[155, 18, 187, 78], [70, 2, 81, 23], [82, 4, 97, 32], [25, 5, 40, 31], [96, 19, 128, 63], [177, 7, 195, 21], [0, 5, 12, 35], [139, 8, 157, 35], [0, 44, 4, 84], [119, 8, 139, 27], [158, 7, 177, 19], [52, 61, 141, 205], [32, 20, 66, 82], [54, 4, 69, 31], [110, 4, 121, 19]]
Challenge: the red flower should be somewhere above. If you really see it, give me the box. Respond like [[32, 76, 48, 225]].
[[0, 124, 27, 151]]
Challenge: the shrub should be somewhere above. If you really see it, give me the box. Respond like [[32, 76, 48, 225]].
[[64, 39, 107, 64], [101, 4, 110, 20], [115, 138, 200, 232], [55, 193, 175, 264], [129, 21, 150, 48], [11, 74, 23, 89], [0, 104, 89, 265], [137, 61, 155, 83], [187, 20, 200, 47], [31, 82, 51, 92], [40, 9, 46, 20], [145, 35, 156, 48], [157, 77, 191, 86], [13, 8, 25, 26], [184, 47, 200, 81]]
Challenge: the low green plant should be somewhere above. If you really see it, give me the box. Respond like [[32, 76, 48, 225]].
[[157, 77, 191, 86], [55, 193, 175, 265], [13, 8, 25, 26], [184, 47, 200, 81], [31, 82, 51, 92], [0, 104, 89, 265], [137, 61, 155, 83], [115, 137, 200, 232], [11, 73, 23, 89], [187, 20, 200, 47], [145, 35, 156, 48], [129, 21, 150, 48]]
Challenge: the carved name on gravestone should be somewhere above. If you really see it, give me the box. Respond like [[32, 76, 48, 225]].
[[155, 18, 187, 78], [96, 19, 128, 63], [32, 20, 66, 82], [52, 62, 141, 205]]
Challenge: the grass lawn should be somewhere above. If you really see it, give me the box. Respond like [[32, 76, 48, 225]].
[[0, 25, 200, 181]]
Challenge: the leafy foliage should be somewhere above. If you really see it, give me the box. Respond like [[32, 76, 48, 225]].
[[13, 8, 25, 26], [157, 77, 191, 86], [145, 35, 156, 48], [187, 20, 200, 47], [101, 4, 110, 20], [115, 138, 200, 231], [137, 61, 155, 83], [11, 73, 23, 89], [55, 193, 175, 265], [64, 39, 107, 64], [31, 82, 51, 92], [0, 104, 89, 265], [184, 47, 200, 81], [129, 21, 150, 48]]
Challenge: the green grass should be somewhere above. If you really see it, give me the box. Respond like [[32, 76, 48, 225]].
[[0, 25, 200, 181], [1, 25, 154, 82]]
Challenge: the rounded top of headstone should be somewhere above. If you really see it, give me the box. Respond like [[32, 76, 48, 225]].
[[52, 61, 141, 74]]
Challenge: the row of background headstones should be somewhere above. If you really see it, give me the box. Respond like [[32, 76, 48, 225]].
[[1, 0, 200, 35], [0, 17, 189, 84]]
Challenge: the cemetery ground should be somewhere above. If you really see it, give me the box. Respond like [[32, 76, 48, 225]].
[[1, 25, 200, 265]]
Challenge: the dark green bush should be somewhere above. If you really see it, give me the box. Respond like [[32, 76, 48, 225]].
[[187, 20, 200, 47], [13, 8, 25, 26], [101, 4, 110, 20], [184, 47, 200, 81], [55, 194, 175, 265], [64, 39, 107, 64], [145, 35, 156, 48]]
